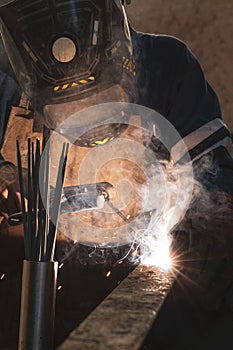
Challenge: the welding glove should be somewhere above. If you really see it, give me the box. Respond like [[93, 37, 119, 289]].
[[171, 190, 233, 312]]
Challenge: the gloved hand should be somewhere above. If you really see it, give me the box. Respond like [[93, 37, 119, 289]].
[[170, 191, 233, 311], [0, 161, 23, 220]]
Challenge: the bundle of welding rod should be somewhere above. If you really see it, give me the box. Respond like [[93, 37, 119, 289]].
[[16, 138, 69, 262], [17, 137, 69, 350]]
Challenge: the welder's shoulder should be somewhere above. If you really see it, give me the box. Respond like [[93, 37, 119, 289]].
[[135, 31, 191, 67], [144, 33, 187, 52]]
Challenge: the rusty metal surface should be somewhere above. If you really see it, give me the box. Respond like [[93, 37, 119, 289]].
[[57, 265, 174, 350]]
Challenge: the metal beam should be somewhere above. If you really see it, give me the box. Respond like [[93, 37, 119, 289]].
[[57, 265, 174, 350]]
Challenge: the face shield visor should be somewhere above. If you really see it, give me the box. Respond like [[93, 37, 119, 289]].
[[0, 0, 136, 132]]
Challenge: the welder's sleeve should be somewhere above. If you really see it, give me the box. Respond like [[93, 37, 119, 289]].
[[135, 33, 232, 180], [164, 41, 231, 165], [160, 38, 233, 194]]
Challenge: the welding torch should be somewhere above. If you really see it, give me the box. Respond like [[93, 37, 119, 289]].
[[7, 181, 127, 226]]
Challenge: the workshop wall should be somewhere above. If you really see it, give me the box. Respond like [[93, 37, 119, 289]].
[[126, 0, 233, 132]]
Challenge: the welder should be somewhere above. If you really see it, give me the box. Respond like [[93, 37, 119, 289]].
[[0, 1, 232, 349]]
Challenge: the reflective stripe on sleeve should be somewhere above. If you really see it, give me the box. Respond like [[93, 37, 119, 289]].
[[171, 118, 231, 163]]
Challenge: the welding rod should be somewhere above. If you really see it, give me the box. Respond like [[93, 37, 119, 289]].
[[16, 140, 29, 259], [17, 137, 69, 350], [105, 200, 129, 223], [16, 138, 68, 262], [45, 143, 69, 261]]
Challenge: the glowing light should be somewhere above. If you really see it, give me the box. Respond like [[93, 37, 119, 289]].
[[94, 137, 111, 145], [1, 273, 5, 280], [141, 237, 172, 272], [106, 270, 112, 278], [59, 263, 64, 269], [57, 285, 62, 291]]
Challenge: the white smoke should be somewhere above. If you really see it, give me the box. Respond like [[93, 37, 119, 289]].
[[41, 102, 195, 267]]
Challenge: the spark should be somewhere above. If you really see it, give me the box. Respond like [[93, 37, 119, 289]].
[[168, 248, 203, 290], [1, 273, 5, 280], [106, 270, 112, 278], [59, 263, 64, 269], [57, 285, 62, 291]]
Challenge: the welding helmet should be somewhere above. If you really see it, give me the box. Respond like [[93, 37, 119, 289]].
[[0, 0, 136, 132]]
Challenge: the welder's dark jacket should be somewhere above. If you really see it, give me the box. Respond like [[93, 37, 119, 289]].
[[0, 31, 233, 194]]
